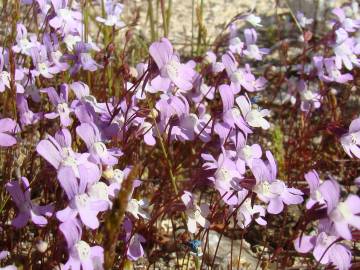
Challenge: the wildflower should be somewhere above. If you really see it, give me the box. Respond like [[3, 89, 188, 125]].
[[49, 0, 82, 35], [76, 122, 122, 166], [181, 191, 210, 233], [235, 94, 270, 130], [124, 218, 146, 261], [6, 177, 53, 228], [126, 199, 150, 219], [60, 219, 104, 269], [43, 85, 73, 126], [244, 14, 262, 27], [67, 42, 102, 74], [251, 151, 303, 214], [12, 24, 39, 56], [340, 116, 360, 158], [313, 56, 353, 83], [296, 11, 313, 28], [0, 118, 19, 147], [36, 128, 101, 199], [236, 190, 266, 228], [332, 7, 360, 32], [149, 38, 195, 91], [186, 240, 203, 256], [332, 30, 360, 70], [297, 80, 321, 112], [96, 1, 124, 28], [294, 231, 352, 270], [17, 94, 43, 127], [204, 51, 225, 73], [243, 28, 269, 60], [228, 24, 244, 55], [29, 45, 61, 78]]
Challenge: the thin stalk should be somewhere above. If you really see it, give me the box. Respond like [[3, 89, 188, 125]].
[[148, 0, 156, 41]]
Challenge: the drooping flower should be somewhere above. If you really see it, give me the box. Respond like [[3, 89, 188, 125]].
[[236, 190, 266, 228], [6, 177, 53, 228], [124, 218, 146, 261]]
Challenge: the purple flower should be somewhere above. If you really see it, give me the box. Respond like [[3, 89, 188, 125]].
[[49, 0, 82, 35], [76, 122, 121, 166], [6, 177, 53, 228], [124, 218, 146, 261], [251, 151, 303, 214], [204, 51, 225, 73], [43, 33, 69, 72], [313, 56, 353, 83], [332, 8, 360, 32], [149, 38, 195, 91], [96, 1, 124, 28], [17, 94, 43, 127], [296, 11, 313, 28], [326, 192, 360, 240], [332, 30, 360, 70], [228, 24, 244, 55], [341, 116, 360, 158], [243, 28, 269, 60], [235, 94, 270, 130], [297, 80, 321, 112], [236, 190, 266, 228], [294, 231, 352, 270], [66, 42, 102, 75], [60, 219, 104, 269], [43, 85, 73, 127], [36, 128, 101, 200], [181, 191, 210, 233], [12, 24, 39, 56], [56, 189, 107, 229], [29, 45, 61, 78], [0, 118, 19, 147]]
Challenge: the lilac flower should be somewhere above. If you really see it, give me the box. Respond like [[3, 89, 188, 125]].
[[43, 33, 69, 72], [228, 24, 244, 55], [341, 117, 360, 158], [126, 199, 150, 220], [103, 167, 129, 197], [12, 24, 39, 56], [6, 177, 53, 228], [297, 80, 321, 112], [139, 121, 156, 146], [222, 52, 254, 93], [235, 94, 270, 130], [36, 128, 101, 200], [332, 30, 360, 70], [124, 218, 146, 261], [17, 94, 43, 127], [181, 191, 210, 233], [304, 170, 326, 209], [29, 45, 60, 78], [332, 8, 360, 32], [251, 151, 303, 214], [323, 187, 360, 240], [313, 56, 353, 83], [96, 1, 125, 28], [244, 14, 262, 27], [60, 219, 104, 269], [56, 188, 107, 229], [149, 38, 195, 91], [49, 0, 82, 35], [236, 190, 266, 228], [67, 42, 102, 74], [203, 153, 243, 205], [0, 118, 19, 147], [233, 143, 262, 171], [0, 250, 16, 270], [43, 85, 73, 126], [0, 51, 25, 94], [76, 122, 121, 166], [296, 11, 313, 28], [243, 29, 269, 60], [204, 51, 225, 73], [294, 231, 352, 270]]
